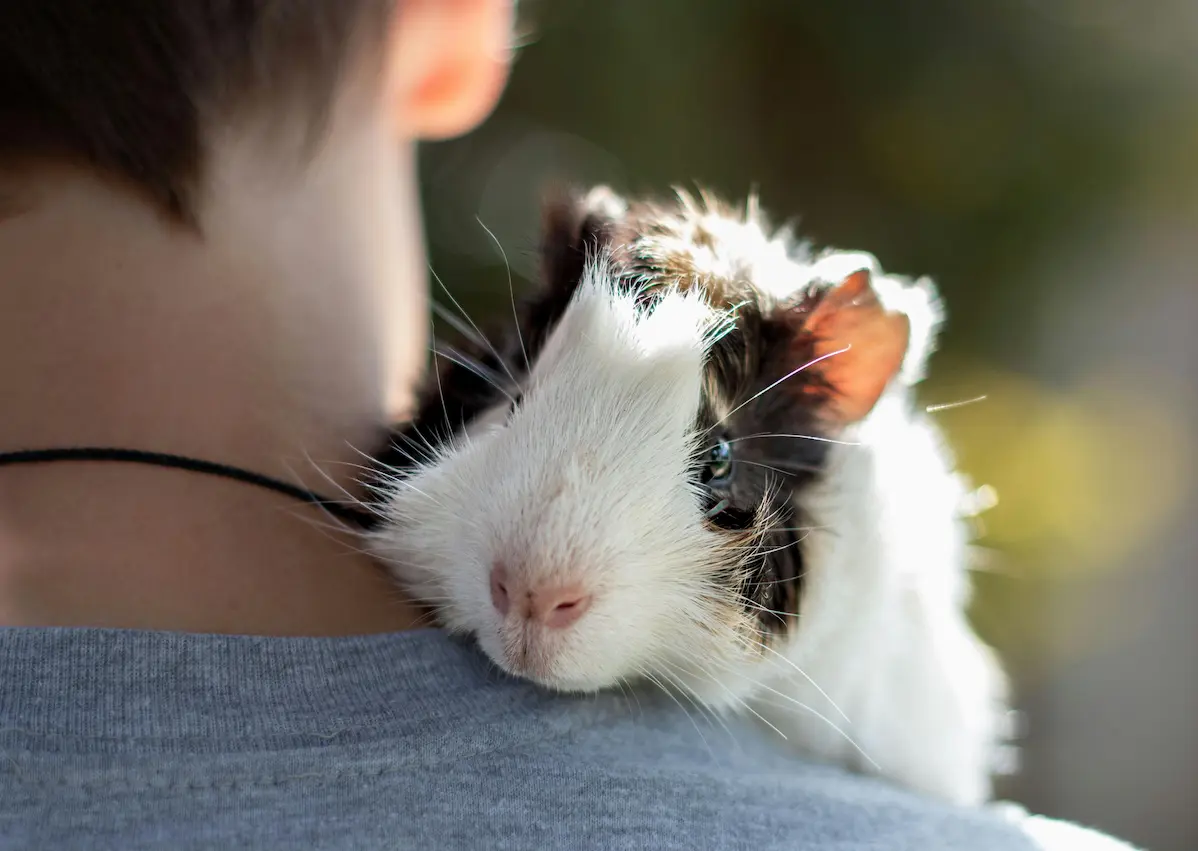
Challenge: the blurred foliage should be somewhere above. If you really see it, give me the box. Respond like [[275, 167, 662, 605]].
[[419, 1, 1197, 844], [425, 0, 1198, 350]]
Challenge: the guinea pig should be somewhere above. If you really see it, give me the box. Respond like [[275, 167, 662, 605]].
[[368, 186, 1011, 807]]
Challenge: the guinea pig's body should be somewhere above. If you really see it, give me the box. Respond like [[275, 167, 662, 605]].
[[369, 187, 1009, 807]]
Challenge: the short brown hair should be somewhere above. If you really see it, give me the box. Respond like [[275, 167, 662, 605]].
[[0, 1, 395, 223]]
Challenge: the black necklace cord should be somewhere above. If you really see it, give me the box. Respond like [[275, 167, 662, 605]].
[[0, 447, 382, 530]]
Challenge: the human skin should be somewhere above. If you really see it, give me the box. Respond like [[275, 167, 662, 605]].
[[0, 0, 514, 635]]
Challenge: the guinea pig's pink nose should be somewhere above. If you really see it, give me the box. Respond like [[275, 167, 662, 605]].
[[528, 585, 592, 629], [489, 562, 591, 628]]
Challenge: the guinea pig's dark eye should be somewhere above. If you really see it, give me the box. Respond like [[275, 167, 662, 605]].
[[701, 437, 733, 487]]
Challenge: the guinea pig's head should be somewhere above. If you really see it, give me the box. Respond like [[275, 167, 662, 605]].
[[371, 186, 940, 704]]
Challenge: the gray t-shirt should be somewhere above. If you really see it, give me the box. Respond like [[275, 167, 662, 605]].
[[0, 626, 1036, 850]]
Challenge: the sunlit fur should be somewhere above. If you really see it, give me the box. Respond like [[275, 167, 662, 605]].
[[758, 387, 1009, 806], [372, 263, 769, 694], [605, 190, 1008, 804], [371, 188, 1009, 807]]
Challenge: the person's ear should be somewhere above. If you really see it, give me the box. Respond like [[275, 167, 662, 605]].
[[385, 0, 514, 140]]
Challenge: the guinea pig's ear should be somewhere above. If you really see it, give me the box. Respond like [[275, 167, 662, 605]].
[[782, 266, 942, 425], [804, 269, 909, 424]]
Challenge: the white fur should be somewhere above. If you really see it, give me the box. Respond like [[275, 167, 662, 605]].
[[638, 189, 942, 385], [994, 803, 1145, 851], [618, 194, 1008, 803], [373, 262, 755, 693], [373, 235, 1007, 807], [750, 387, 1009, 806]]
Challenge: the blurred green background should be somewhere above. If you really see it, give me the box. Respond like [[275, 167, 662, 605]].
[[419, 2, 1198, 847]]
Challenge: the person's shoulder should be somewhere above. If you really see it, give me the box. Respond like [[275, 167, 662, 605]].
[[431, 701, 1040, 851], [0, 627, 1039, 851]]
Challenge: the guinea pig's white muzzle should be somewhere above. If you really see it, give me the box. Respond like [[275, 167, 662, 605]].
[[444, 278, 723, 691], [483, 559, 598, 686]]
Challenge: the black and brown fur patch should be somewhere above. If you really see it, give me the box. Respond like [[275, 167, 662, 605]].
[[579, 188, 843, 640], [375, 187, 617, 466]]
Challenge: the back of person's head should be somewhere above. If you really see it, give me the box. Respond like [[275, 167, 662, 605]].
[[0, 1, 514, 637], [0, 1, 511, 224]]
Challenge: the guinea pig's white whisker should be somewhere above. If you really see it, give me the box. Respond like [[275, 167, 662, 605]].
[[407, 610, 441, 629], [745, 570, 810, 590], [717, 682, 788, 742], [751, 534, 810, 560], [283, 505, 355, 541], [669, 640, 831, 749], [474, 215, 530, 376], [742, 679, 880, 772], [434, 343, 514, 396], [342, 440, 385, 465], [636, 665, 716, 757], [654, 663, 739, 744], [672, 594, 855, 754], [660, 658, 772, 744], [738, 598, 797, 621], [330, 458, 429, 506], [367, 426, 438, 470], [281, 505, 388, 562], [359, 477, 404, 503], [752, 432, 861, 447], [428, 265, 519, 388], [743, 517, 782, 564], [321, 456, 386, 479], [379, 477, 444, 508], [341, 440, 429, 479], [373, 443, 426, 473], [433, 341, 513, 387], [625, 679, 646, 715], [396, 430, 440, 462], [277, 456, 391, 529], [613, 678, 642, 718], [431, 301, 487, 351], [432, 346, 518, 408], [926, 395, 988, 414], [721, 541, 789, 558], [742, 637, 852, 726], [348, 456, 437, 505], [700, 433, 862, 454], [661, 647, 752, 733], [689, 647, 874, 769], [290, 450, 373, 511], [386, 590, 451, 603], [430, 332, 453, 432], [716, 345, 852, 425]]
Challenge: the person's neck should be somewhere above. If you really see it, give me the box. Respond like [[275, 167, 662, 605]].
[[0, 150, 427, 635]]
